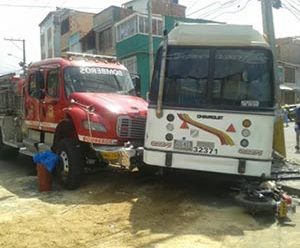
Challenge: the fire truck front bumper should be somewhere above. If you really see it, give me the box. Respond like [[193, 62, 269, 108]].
[[94, 145, 144, 168]]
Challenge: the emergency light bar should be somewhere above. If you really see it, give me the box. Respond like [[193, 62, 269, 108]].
[[62, 52, 118, 63]]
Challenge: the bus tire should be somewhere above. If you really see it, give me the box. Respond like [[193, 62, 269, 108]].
[[56, 138, 84, 190], [235, 192, 277, 214]]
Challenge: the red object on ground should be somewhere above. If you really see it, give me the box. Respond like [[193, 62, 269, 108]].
[[36, 164, 52, 192], [281, 193, 292, 204]]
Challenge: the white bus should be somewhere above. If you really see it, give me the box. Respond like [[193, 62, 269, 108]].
[[143, 23, 276, 178]]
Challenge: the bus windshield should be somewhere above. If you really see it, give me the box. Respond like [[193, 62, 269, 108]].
[[150, 46, 274, 109], [64, 66, 135, 96]]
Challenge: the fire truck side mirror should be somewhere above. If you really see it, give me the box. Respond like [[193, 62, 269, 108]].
[[38, 89, 46, 100], [131, 74, 141, 97], [35, 71, 45, 100]]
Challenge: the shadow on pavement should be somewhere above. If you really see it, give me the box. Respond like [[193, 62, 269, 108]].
[[0, 154, 276, 242]]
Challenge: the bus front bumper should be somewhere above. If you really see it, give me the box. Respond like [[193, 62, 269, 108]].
[[143, 149, 272, 178]]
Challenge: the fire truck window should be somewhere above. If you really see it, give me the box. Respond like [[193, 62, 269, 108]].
[[47, 70, 59, 98], [28, 72, 45, 99]]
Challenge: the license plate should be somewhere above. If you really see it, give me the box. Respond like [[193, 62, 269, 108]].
[[196, 141, 215, 149], [101, 151, 119, 161], [174, 140, 193, 151]]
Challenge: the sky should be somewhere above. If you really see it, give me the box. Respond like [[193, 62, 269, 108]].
[[0, 0, 299, 75]]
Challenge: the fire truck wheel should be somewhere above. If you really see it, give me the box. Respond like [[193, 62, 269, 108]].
[[56, 138, 85, 190]]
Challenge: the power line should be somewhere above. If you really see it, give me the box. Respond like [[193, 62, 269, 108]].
[[186, 0, 201, 13], [0, 3, 104, 10], [284, 0, 300, 14], [10, 41, 23, 52], [199, 0, 241, 19], [286, 0, 300, 7], [187, 1, 220, 16], [282, 2, 300, 21], [211, 0, 252, 19], [188, 0, 239, 18]]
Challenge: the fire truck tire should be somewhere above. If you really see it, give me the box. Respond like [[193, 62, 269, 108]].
[[56, 138, 84, 190]]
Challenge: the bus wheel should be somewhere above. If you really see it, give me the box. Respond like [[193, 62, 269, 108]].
[[235, 192, 277, 214], [56, 138, 84, 190]]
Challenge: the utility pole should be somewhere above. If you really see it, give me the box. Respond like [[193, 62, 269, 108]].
[[261, 0, 276, 55], [260, 0, 279, 104], [4, 38, 26, 74], [148, 0, 154, 88]]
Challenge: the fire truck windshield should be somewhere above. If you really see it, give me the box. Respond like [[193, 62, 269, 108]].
[[150, 46, 274, 109], [64, 66, 135, 96]]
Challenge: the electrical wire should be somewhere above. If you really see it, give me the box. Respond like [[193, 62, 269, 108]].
[[197, 0, 241, 19], [287, 0, 300, 8], [210, 0, 252, 19], [187, 2, 220, 16], [9, 41, 23, 52], [284, 0, 300, 14], [60, 0, 70, 8], [282, 2, 300, 21], [186, 0, 201, 13], [0, 3, 105, 11]]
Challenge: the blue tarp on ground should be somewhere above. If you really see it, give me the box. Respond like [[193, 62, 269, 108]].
[[33, 151, 59, 172]]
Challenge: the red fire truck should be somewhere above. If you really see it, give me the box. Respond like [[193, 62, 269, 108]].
[[0, 53, 147, 189]]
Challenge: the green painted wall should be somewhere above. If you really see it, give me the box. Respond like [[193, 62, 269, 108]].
[[116, 34, 161, 97], [116, 16, 219, 98], [116, 34, 161, 60]]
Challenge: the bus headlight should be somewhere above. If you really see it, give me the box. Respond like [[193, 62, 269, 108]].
[[242, 119, 252, 128], [241, 129, 251, 137], [166, 123, 174, 131], [82, 120, 107, 132], [240, 139, 249, 147]]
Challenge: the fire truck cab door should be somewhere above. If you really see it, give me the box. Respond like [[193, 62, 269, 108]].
[[40, 69, 64, 132], [25, 71, 45, 130]]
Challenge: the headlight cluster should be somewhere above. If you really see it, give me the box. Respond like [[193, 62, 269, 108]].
[[82, 120, 107, 132]]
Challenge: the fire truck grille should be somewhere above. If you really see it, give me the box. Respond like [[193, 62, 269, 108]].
[[117, 117, 146, 139]]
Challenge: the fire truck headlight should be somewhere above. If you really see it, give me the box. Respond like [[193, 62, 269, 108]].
[[82, 120, 107, 132]]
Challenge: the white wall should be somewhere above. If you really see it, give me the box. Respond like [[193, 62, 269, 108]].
[[40, 15, 54, 59]]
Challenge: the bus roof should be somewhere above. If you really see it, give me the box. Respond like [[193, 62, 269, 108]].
[[167, 23, 270, 48]]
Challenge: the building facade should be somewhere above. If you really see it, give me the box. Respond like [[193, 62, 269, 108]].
[[277, 37, 300, 104], [91, 6, 133, 56], [123, 0, 186, 16], [115, 13, 218, 97], [60, 9, 94, 53], [40, 8, 94, 58], [115, 12, 163, 97], [39, 10, 61, 59]]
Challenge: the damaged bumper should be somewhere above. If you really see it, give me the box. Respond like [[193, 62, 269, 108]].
[[94, 144, 143, 168]]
